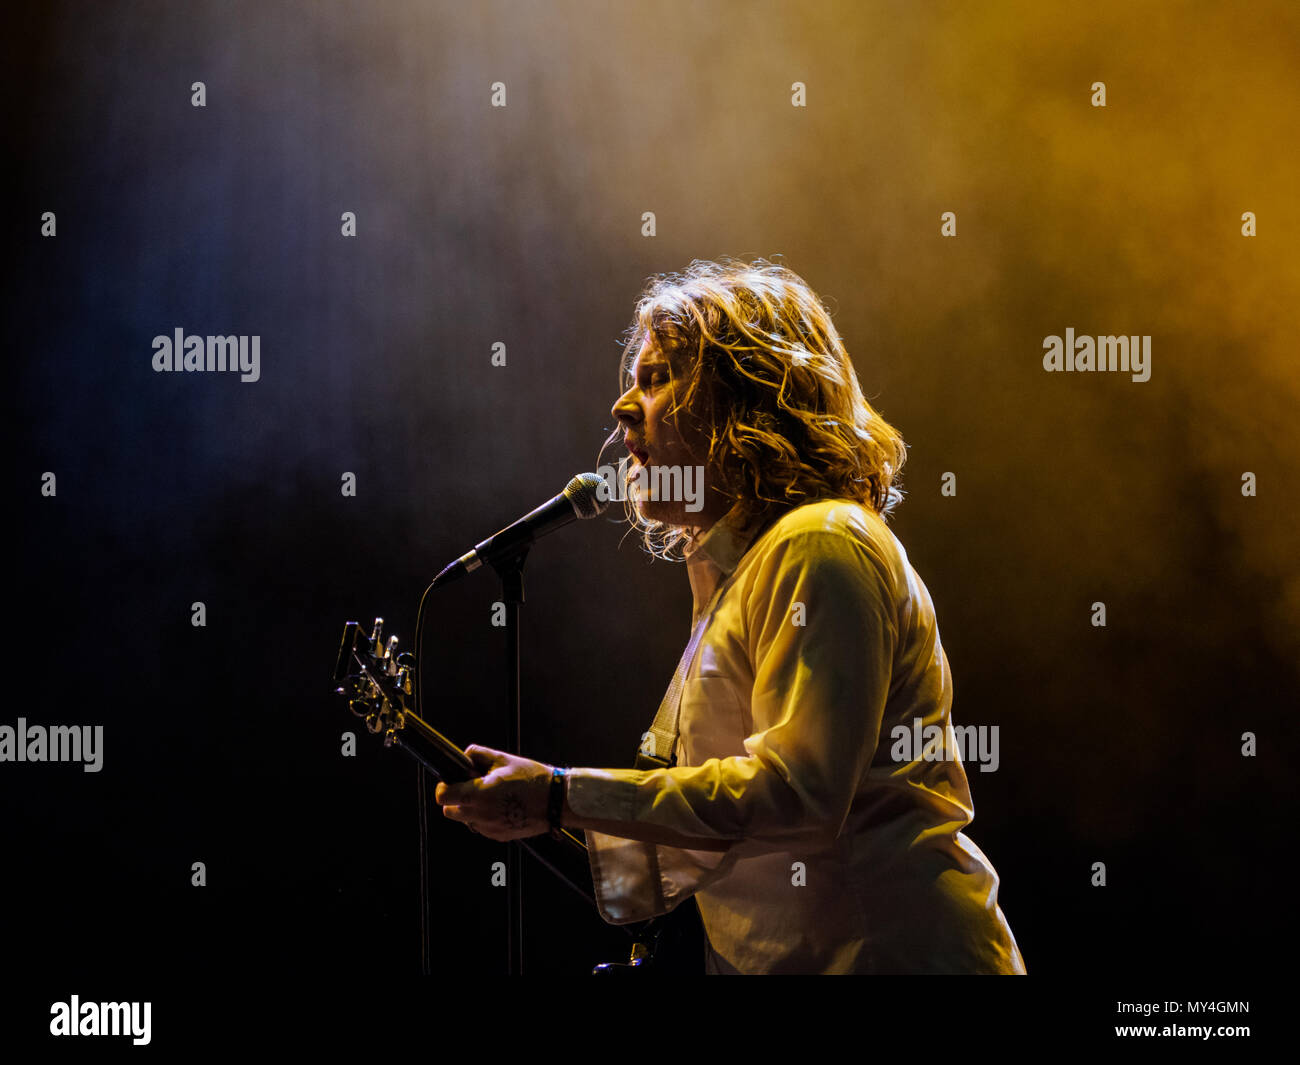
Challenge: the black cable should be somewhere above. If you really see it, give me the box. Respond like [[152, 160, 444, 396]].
[[415, 578, 436, 976], [417, 764, 431, 975]]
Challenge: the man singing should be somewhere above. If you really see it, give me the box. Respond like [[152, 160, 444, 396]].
[[436, 257, 1026, 974]]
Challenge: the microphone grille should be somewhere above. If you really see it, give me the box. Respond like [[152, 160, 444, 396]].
[[565, 472, 610, 519]]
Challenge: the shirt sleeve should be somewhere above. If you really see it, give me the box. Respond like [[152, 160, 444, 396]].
[[568, 526, 900, 922]]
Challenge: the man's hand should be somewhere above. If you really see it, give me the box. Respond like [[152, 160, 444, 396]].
[[434, 745, 554, 841]]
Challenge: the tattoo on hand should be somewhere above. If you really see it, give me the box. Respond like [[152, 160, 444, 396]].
[[502, 795, 526, 830]]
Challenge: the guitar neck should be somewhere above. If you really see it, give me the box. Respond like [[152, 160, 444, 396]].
[[388, 704, 477, 782]]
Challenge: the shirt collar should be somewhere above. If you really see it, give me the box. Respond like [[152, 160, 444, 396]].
[[686, 503, 760, 574], [684, 503, 772, 620]]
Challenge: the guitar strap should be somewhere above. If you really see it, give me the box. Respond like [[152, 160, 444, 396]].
[[634, 511, 780, 772], [634, 589, 721, 771]]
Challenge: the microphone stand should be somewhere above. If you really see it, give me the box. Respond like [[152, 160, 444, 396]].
[[411, 537, 624, 979], [410, 474, 619, 974], [492, 547, 528, 977]]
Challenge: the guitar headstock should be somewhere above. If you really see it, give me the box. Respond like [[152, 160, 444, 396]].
[[334, 617, 413, 737], [333, 617, 477, 782]]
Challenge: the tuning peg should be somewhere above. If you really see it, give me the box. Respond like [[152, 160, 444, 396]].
[[385, 635, 400, 673], [370, 617, 384, 654]]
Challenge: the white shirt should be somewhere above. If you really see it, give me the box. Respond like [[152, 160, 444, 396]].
[[566, 498, 1027, 974]]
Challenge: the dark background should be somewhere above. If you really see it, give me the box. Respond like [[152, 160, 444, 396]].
[[6, 0, 1297, 1011]]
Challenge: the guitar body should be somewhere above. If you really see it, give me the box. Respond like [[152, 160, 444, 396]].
[[593, 900, 706, 974]]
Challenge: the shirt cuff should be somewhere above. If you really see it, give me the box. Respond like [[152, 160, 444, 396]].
[[566, 768, 739, 924], [565, 766, 645, 823]]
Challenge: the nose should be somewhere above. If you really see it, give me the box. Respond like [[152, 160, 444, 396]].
[[611, 385, 641, 426]]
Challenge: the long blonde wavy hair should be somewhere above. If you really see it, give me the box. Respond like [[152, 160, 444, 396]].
[[604, 257, 907, 559]]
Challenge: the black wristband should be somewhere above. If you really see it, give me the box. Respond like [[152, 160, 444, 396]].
[[548, 767, 569, 837]]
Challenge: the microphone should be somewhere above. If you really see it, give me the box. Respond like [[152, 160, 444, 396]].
[[431, 472, 610, 588]]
